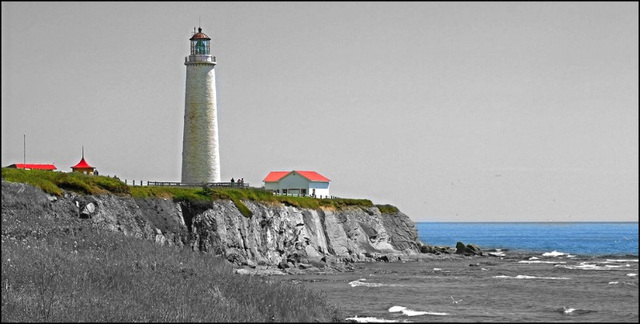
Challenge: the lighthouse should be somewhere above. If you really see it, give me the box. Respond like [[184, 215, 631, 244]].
[[181, 27, 221, 183]]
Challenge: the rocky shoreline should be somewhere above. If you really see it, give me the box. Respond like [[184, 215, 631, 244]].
[[232, 241, 495, 276]]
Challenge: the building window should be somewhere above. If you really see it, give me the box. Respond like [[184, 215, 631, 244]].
[[196, 40, 205, 54]]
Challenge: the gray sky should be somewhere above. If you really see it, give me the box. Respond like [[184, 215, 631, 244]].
[[2, 2, 638, 222]]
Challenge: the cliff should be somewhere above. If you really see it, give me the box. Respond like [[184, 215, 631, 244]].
[[1, 181, 421, 271]]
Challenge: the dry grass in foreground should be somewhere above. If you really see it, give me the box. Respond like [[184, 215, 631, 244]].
[[1, 209, 342, 322]]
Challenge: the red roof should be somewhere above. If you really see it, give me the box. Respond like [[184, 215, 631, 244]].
[[263, 170, 330, 183], [190, 28, 211, 40], [296, 171, 331, 182], [71, 158, 94, 169], [13, 164, 56, 170]]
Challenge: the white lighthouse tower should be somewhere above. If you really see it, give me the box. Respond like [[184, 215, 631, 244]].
[[181, 27, 221, 183]]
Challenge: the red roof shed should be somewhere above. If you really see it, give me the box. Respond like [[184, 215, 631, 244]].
[[8, 163, 57, 171]]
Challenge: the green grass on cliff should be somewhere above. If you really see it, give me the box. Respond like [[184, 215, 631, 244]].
[[1, 207, 342, 322], [375, 204, 399, 214], [1, 168, 397, 216], [1, 168, 129, 196]]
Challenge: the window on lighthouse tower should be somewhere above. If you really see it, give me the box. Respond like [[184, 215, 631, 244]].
[[196, 40, 206, 54]]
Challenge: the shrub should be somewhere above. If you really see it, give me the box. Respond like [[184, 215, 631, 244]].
[[376, 204, 399, 214]]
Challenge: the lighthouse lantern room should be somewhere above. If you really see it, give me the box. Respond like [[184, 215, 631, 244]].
[[185, 27, 216, 64]]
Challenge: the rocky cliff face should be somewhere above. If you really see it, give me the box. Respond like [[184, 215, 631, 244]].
[[1, 181, 421, 269]]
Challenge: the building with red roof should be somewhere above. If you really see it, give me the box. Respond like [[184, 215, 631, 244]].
[[6, 163, 57, 171], [71, 148, 96, 175], [263, 170, 331, 198]]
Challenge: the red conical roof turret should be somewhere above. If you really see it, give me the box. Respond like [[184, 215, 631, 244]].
[[71, 146, 95, 170], [72, 157, 93, 169]]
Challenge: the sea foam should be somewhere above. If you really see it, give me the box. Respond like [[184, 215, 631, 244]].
[[542, 251, 566, 257], [542, 251, 575, 258], [493, 275, 570, 280], [345, 316, 399, 323], [556, 307, 596, 315], [518, 260, 566, 264], [349, 278, 404, 288], [555, 262, 631, 271], [349, 279, 386, 288], [605, 259, 639, 263], [388, 306, 449, 316]]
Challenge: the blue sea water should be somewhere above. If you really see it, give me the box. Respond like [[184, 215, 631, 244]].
[[416, 222, 639, 257]]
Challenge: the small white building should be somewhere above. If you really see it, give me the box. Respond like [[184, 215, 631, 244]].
[[263, 170, 331, 198]]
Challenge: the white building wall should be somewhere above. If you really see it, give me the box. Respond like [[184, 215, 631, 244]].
[[309, 181, 330, 198], [279, 173, 311, 190], [181, 62, 221, 183]]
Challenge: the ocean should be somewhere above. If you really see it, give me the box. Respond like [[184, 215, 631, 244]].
[[277, 222, 639, 322], [416, 222, 639, 257]]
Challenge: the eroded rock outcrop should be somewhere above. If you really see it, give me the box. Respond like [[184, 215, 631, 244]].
[[456, 241, 483, 256], [1, 181, 421, 268]]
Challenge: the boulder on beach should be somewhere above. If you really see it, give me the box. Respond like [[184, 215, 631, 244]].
[[465, 244, 482, 255], [420, 243, 453, 254], [456, 241, 466, 254], [455, 241, 483, 255]]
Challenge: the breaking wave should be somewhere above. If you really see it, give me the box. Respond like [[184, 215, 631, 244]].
[[542, 251, 575, 258], [493, 274, 570, 280], [555, 307, 597, 315], [605, 259, 638, 263], [388, 306, 449, 316], [518, 260, 567, 264], [555, 262, 634, 271], [348, 278, 405, 288], [344, 316, 399, 323]]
